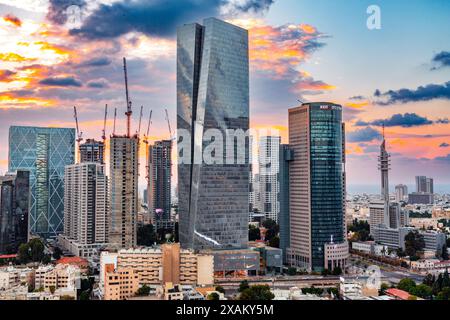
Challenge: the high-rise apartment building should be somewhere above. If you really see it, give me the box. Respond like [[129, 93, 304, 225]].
[[416, 176, 434, 194], [395, 184, 408, 202], [177, 18, 249, 250], [79, 139, 105, 164], [147, 140, 172, 228], [109, 136, 139, 249], [0, 170, 30, 254], [8, 126, 75, 239], [258, 136, 281, 222], [59, 163, 108, 257], [287, 103, 348, 271]]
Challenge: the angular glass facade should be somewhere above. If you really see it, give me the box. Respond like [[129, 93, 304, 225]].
[[0, 170, 30, 254], [309, 103, 344, 269], [177, 18, 249, 250], [8, 126, 75, 239]]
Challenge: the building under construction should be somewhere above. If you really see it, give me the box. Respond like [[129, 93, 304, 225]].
[[108, 58, 140, 250]]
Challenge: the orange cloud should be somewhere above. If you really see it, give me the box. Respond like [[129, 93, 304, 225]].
[[347, 101, 370, 109], [0, 52, 36, 62], [3, 14, 22, 27], [230, 19, 333, 93], [34, 41, 72, 56]]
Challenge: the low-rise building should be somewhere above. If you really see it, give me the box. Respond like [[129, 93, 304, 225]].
[[99, 244, 214, 297], [103, 265, 139, 300]]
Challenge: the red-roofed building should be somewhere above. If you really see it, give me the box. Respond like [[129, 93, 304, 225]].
[[56, 257, 89, 272], [0, 254, 17, 260], [385, 288, 411, 300]]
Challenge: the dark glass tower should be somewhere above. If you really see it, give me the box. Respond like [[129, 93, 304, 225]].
[[288, 103, 347, 271], [148, 140, 172, 225], [177, 18, 249, 250], [0, 170, 30, 254]]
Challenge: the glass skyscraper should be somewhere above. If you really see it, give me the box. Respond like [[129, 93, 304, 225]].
[[288, 103, 348, 271], [177, 18, 249, 250], [0, 170, 30, 254], [8, 126, 75, 239]]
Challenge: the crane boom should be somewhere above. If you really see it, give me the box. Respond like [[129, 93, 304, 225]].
[[123, 57, 132, 137], [102, 104, 108, 142], [113, 107, 117, 136], [146, 110, 152, 138], [73, 106, 83, 143], [165, 108, 172, 139], [137, 105, 143, 136]]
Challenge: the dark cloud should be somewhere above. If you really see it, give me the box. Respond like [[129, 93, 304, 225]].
[[347, 127, 381, 143], [78, 57, 112, 67], [67, 0, 274, 40], [437, 118, 449, 124], [440, 143, 450, 148], [355, 113, 433, 128], [435, 154, 450, 162], [0, 69, 16, 81], [47, 0, 86, 25], [230, 0, 273, 13], [374, 81, 450, 105], [39, 76, 83, 87], [87, 79, 109, 89], [431, 51, 450, 70], [349, 95, 365, 100]]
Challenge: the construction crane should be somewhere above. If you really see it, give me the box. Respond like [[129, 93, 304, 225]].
[[73, 106, 83, 144], [112, 107, 117, 136], [137, 105, 143, 137], [123, 57, 132, 138], [144, 109, 152, 181], [101, 104, 108, 143], [165, 108, 175, 141]]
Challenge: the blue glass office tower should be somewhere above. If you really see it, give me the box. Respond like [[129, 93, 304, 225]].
[[177, 18, 249, 250], [8, 126, 75, 239], [288, 103, 348, 271]]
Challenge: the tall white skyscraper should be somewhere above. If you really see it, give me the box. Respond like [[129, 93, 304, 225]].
[[258, 136, 281, 222], [61, 163, 108, 257]]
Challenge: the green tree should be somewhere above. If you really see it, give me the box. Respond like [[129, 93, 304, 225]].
[[442, 269, 450, 288], [442, 244, 449, 260], [432, 274, 443, 295], [404, 231, 425, 258], [207, 292, 220, 300], [410, 284, 432, 299], [422, 274, 435, 287], [239, 280, 250, 293], [79, 290, 90, 300], [436, 287, 450, 300], [332, 266, 343, 276], [286, 267, 297, 276], [29, 238, 45, 262], [137, 224, 156, 246], [268, 236, 279, 248], [52, 247, 62, 260], [137, 284, 151, 296], [379, 283, 389, 295], [397, 278, 416, 293], [239, 285, 274, 300], [17, 243, 30, 264], [49, 285, 56, 294], [248, 225, 261, 241], [215, 286, 225, 294]]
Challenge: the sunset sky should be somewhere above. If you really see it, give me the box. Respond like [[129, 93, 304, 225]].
[[0, 0, 449, 193]]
